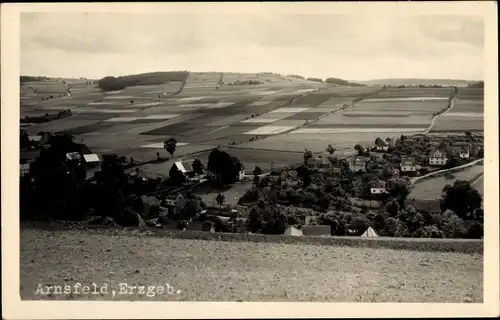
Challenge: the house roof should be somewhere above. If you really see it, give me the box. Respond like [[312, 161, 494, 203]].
[[405, 199, 442, 213], [429, 148, 447, 157], [301, 225, 331, 236], [66, 152, 81, 161], [83, 153, 100, 163], [28, 135, 42, 142], [361, 226, 379, 237], [174, 159, 195, 173], [369, 180, 387, 189], [375, 137, 388, 146], [285, 226, 303, 236]]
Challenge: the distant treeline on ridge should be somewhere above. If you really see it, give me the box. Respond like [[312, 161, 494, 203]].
[[97, 71, 190, 91]]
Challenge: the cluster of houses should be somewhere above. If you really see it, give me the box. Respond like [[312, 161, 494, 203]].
[[169, 159, 246, 183], [20, 132, 100, 178]]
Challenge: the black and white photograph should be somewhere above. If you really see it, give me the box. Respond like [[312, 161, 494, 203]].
[[2, 2, 498, 319]]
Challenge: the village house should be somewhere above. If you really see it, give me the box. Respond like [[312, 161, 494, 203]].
[[20, 163, 30, 177], [374, 137, 389, 151], [400, 156, 417, 173], [163, 194, 187, 209], [385, 136, 395, 147], [458, 146, 470, 159], [307, 156, 333, 173], [369, 180, 387, 195], [280, 169, 299, 184], [349, 156, 369, 173], [171, 159, 197, 179], [428, 148, 448, 166], [82, 153, 100, 167]]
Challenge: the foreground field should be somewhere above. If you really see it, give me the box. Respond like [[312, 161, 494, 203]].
[[20, 228, 482, 302]]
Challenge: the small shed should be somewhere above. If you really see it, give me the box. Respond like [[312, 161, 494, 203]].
[[284, 225, 303, 236], [361, 227, 379, 237]]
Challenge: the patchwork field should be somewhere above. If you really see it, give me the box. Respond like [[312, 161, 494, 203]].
[[431, 87, 484, 133], [20, 75, 484, 177]]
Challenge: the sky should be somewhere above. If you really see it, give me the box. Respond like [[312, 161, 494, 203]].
[[20, 12, 484, 81]]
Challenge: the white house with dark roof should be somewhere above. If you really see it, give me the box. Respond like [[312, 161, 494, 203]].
[[458, 146, 470, 159], [374, 137, 389, 151], [369, 180, 387, 195], [429, 148, 448, 166], [400, 157, 417, 173]]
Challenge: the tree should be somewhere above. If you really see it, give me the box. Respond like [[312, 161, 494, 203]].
[[326, 144, 336, 156], [442, 180, 482, 219], [130, 99, 134, 104], [192, 159, 204, 175], [246, 207, 263, 233], [253, 166, 262, 177], [317, 196, 331, 211], [389, 180, 411, 208], [207, 148, 243, 185], [303, 149, 313, 164], [163, 138, 177, 158], [385, 198, 400, 217], [441, 212, 466, 238], [216, 193, 226, 209], [354, 144, 364, 155], [156, 152, 161, 161]]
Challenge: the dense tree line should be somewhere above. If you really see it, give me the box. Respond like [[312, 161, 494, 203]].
[[97, 71, 189, 91], [20, 76, 50, 83]]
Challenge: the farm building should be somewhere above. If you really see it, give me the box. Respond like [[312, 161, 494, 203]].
[[307, 156, 333, 172], [171, 160, 197, 178], [374, 137, 389, 151], [369, 180, 387, 195], [361, 226, 379, 237], [428, 148, 448, 166], [349, 156, 369, 173], [400, 157, 417, 173]]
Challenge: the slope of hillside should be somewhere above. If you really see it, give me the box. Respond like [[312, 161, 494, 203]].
[[20, 228, 483, 302], [358, 78, 478, 87]]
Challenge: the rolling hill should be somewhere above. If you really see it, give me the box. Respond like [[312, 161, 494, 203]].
[[357, 78, 480, 87]]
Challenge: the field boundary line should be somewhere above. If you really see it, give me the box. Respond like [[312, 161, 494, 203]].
[[411, 158, 484, 185], [20, 222, 483, 254], [424, 89, 458, 134]]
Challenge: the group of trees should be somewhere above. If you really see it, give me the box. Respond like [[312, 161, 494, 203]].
[[207, 149, 244, 184], [21, 109, 73, 124], [97, 72, 189, 91]]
